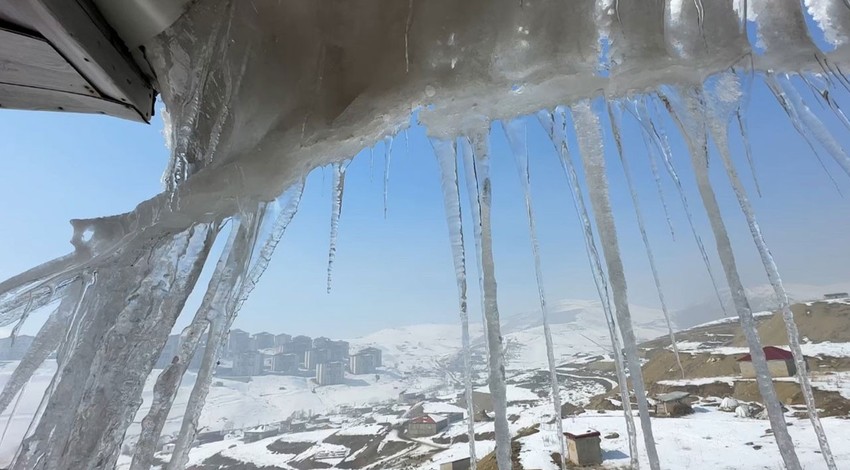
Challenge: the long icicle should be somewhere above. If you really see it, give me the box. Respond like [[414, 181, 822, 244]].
[[663, 87, 803, 470], [0, 278, 81, 416], [384, 136, 393, 219], [537, 109, 639, 469], [130, 219, 237, 470], [327, 161, 348, 294], [460, 131, 511, 470], [704, 75, 837, 469], [636, 97, 731, 318], [502, 119, 566, 470], [572, 100, 661, 470], [460, 135, 490, 358], [169, 183, 304, 469], [608, 103, 684, 379], [767, 74, 850, 179], [430, 137, 478, 469]]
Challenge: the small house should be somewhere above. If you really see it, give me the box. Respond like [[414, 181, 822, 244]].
[[160, 442, 175, 454], [652, 391, 694, 417], [243, 424, 280, 442], [440, 457, 471, 470], [737, 346, 796, 378], [399, 391, 425, 405], [407, 414, 448, 437], [565, 430, 602, 466]]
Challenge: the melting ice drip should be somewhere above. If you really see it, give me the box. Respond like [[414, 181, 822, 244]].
[[1, 0, 850, 469]]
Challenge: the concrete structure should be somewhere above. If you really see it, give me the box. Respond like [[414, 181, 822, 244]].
[[228, 329, 252, 355], [652, 391, 694, 417], [161, 442, 176, 454], [824, 292, 849, 300], [253, 332, 275, 350], [233, 350, 263, 376], [287, 335, 313, 358], [316, 361, 345, 385], [407, 415, 448, 437], [439, 457, 471, 470], [272, 353, 300, 373], [305, 348, 330, 371], [275, 333, 292, 347], [349, 352, 376, 375], [565, 430, 602, 466], [358, 347, 383, 368], [737, 346, 796, 378]]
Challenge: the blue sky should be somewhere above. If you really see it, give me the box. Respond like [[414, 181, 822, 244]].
[[1, 77, 849, 339]]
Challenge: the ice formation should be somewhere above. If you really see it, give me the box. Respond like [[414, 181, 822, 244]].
[[2, 0, 850, 469]]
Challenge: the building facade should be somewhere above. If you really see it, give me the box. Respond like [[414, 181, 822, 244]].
[[275, 333, 292, 347], [349, 353, 375, 375], [272, 353, 300, 373], [233, 350, 264, 376], [316, 361, 345, 385], [253, 332, 276, 350], [228, 329, 252, 355], [358, 347, 382, 367]]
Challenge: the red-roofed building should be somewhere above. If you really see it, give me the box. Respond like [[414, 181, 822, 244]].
[[737, 346, 797, 378]]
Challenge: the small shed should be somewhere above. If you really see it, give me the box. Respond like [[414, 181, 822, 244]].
[[440, 457, 471, 470], [653, 391, 694, 417], [564, 430, 602, 466], [244, 424, 280, 442], [737, 346, 796, 378], [407, 414, 449, 437], [161, 442, 175, 454]]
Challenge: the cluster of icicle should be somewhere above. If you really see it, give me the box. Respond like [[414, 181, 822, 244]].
[[1, 0, 850, 469]]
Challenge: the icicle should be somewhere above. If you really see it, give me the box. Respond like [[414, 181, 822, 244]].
[[704, 75, 837, 469], [766, 74, 850, 179], [168, 183, 303, 469], [384, 136, 393, 219], [572, 101, 661, 470], [635, 97, 731, 317], [327, 161, 348, 294], [430, 137, 477, 469], [459, 132, 511, 470], [502, 119, 566, 469], [608, 104, 685, 380], [460, 136, 490, 357], [14, 224, 217, 470], [370, 146, 375, 183], [663, 86, 803, 470], [537, 109, 640, 469], [130, 222, 242, 470]]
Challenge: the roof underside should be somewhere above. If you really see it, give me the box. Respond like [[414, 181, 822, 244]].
[[0, 0, 159, 122]]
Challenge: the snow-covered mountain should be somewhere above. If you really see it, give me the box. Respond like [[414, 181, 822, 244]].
[[673, 282, 850, 329], [350, 299, 669, 372]]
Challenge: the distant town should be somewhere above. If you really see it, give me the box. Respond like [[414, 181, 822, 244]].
[[156, 330, 383, 386]]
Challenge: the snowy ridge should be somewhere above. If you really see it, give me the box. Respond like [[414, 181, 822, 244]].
[[350, 299, 668, 372]]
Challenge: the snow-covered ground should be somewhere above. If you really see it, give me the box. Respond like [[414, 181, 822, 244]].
[[671, 341, 850, 358], [416, 405, 850, 470]]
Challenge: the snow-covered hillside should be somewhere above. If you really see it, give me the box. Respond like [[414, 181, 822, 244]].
[[351, 299, 669, 372]]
